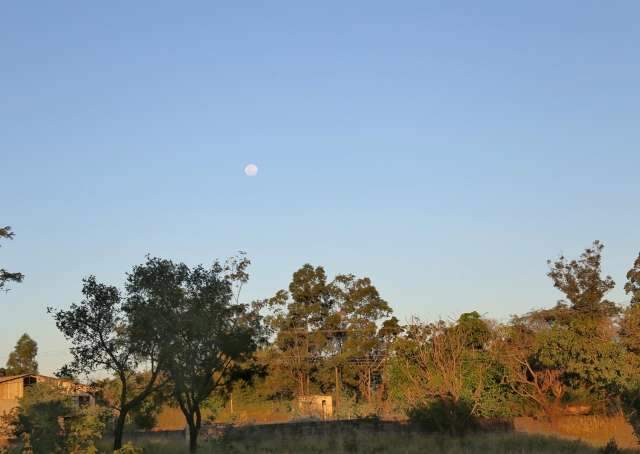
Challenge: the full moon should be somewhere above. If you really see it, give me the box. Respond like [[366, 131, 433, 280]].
[[244, 164, 258, 177]]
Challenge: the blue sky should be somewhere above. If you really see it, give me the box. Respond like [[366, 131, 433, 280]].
[[1, 1, 639, 375]]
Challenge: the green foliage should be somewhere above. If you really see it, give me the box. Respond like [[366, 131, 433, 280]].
[[262, 264, 395, 402], [125, 254, 259, 452], [0, 225, 24, 292], [49, 275, 165, 451], [64, 406, 109, 454], [9, 383, 105, 453], [5, 333, 38, 375], [407, 397, 479, 435], [546, 240, 618, 316], [12, 382, 71, 452], [113, 442, 144, 454], [626, 254, 640, 306]]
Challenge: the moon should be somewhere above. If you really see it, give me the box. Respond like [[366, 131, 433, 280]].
[[244, 164, 258, 177]]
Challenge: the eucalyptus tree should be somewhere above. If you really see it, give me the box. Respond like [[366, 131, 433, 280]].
[[262, 264, 396, 404], [626, 253, 640, 306], [6, 333, 38, 375]]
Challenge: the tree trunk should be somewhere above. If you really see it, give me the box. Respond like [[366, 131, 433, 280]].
[[186, 406, 202, 453], [185, 412, 197, 453], [113, 410, 127, 451]]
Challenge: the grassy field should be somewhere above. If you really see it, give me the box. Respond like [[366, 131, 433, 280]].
[[109, 432, 630, 454], [90, 420, 638, 454], [5, 419, 636, 453]]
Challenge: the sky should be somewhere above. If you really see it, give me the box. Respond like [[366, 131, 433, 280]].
[[1, 1, 639, 375]]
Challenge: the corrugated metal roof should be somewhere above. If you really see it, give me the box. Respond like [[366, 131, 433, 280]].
[[0, 374, 30, 384], [0, 374, 50, 384]]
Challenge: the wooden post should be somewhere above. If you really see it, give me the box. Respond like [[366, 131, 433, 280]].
[[230, 392, 234, 414], [335, 366, 339, 419]]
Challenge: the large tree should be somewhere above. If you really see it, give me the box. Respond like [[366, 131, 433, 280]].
[[0, 226, 24, 292], [626, 253, 640, 306], [546, 240, 617, 316], [498, 241, 628, 417], [49, 276, 165, 450], [262, 264, 395, 405], [6, 333, 38, 375], [126, 254, 260, 452]]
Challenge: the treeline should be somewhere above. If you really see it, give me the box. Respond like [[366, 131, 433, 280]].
[[5, 238, 640, 452], [237, 241, 640, 428]]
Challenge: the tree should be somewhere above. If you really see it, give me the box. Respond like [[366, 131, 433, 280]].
[[125, 255, 260, 452], [261, 264, 396, 407], [391, 319, 488, 410], [263, 265, 335, 397], [0, 226, 23, 292], [327, 274, 393, 404], [547, 240, 617, 316], [49, 276, 165, 450], [626, 253, 640, 306], [497, 242, 628, 418], [6, 333, 38, 375]]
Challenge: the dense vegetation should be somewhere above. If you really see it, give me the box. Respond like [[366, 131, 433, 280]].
[[4, 233, 640, 452]]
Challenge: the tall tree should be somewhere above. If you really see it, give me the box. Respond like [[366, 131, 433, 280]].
[[126, 255, 260, 452], [497, 242, 627, 417], [547, 240, 617, 316], [328, 274, 393, 403], [0, 226, 24, 292], [263, 264, 395, 403], [49, 276, 165, 450], [626, 253, 640, 306], [6, 333, 38, 375], [264, 265, 335, 397]]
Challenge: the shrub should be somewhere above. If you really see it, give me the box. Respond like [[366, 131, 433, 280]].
[[113, 442, 144, 454], [407, 397, 479, 435], [9, 382, 107, 454], [12, 382, 72, 452], [600, 438, 621, 454], [64, 406, 109, 454]]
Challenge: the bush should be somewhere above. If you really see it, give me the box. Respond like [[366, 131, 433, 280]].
[[600, 438, 621, 454], [64, 406, 109, 453], [407, 397, 479, 435], [114, 442, 144, 454], [12, 382, 72, 452], [9, 383, 107, 453]]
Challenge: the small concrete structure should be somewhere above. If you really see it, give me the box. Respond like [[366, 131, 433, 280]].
[[295, 395, 333, 420]]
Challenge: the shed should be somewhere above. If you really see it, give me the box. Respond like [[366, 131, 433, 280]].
[[296, 395, 333, 420], [0, 374, 94, 417]]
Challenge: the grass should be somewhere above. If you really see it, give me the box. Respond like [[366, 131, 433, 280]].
[[122, 434, 613, 454], [99, 427, 637, 454], [7, 419, 637, 453]]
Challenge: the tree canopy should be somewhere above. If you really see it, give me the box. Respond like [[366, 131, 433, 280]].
[[6, 333, 38, 375]]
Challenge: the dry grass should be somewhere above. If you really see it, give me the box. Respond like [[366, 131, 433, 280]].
[[111, 431, 633, 453], [90, 420, 639, 453], [515, 415, 637, 449]]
